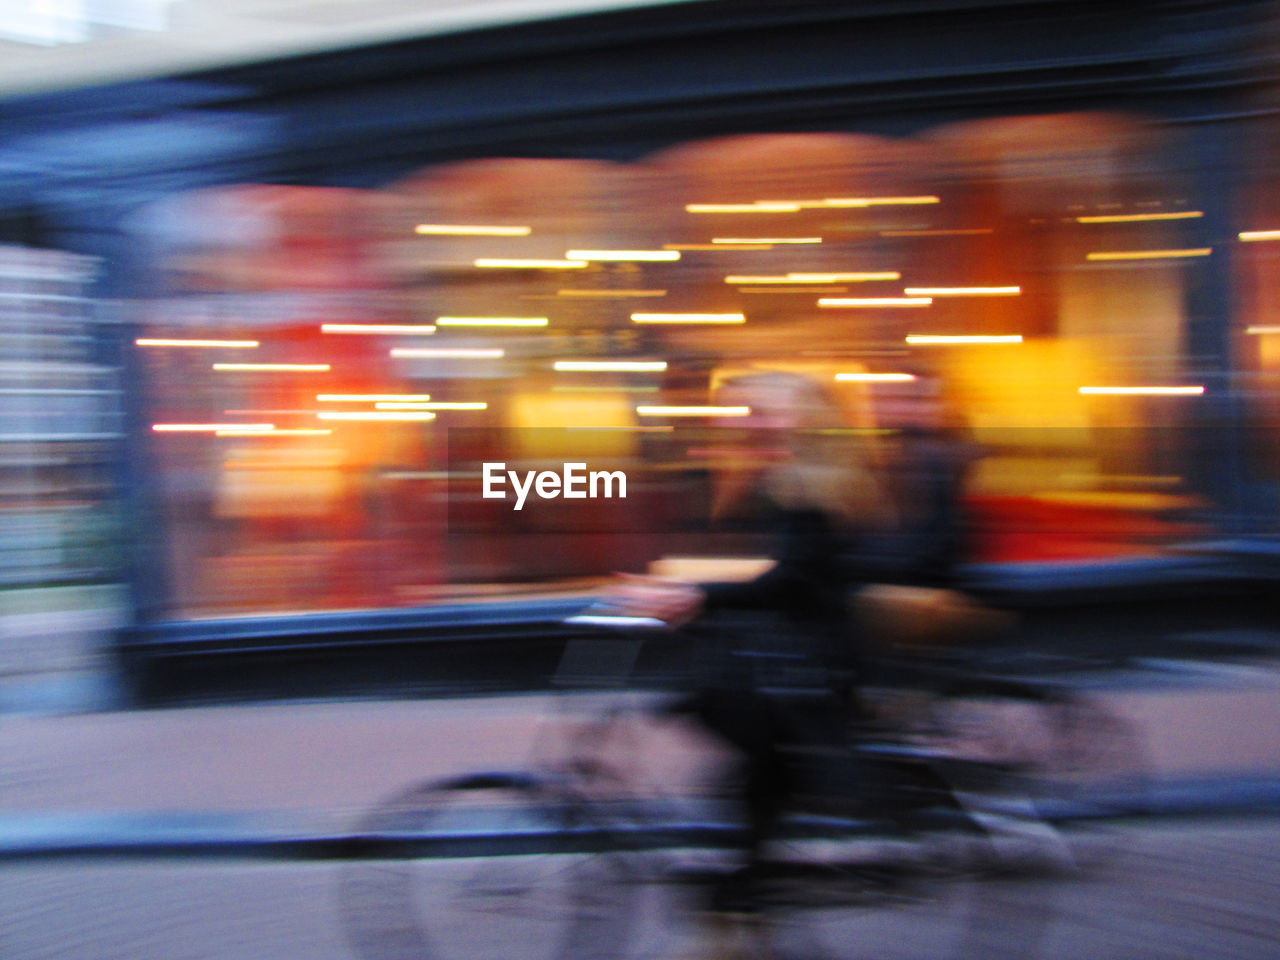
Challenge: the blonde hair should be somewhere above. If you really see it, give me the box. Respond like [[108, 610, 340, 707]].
[[712, 371, 892, 530]]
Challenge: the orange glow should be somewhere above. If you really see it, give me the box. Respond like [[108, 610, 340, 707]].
[[215, 428, 333, 436], [631, 313, 745, 324], [880, 229, 993, 237], [436, 317, 547, 327], [136, 339, 259, 348], [820, 196, 940, 207], [321, 324, 437, 335], [663, 243, 773, 251]]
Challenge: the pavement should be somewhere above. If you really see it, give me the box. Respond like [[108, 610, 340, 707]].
[[0, 652, 1275, 857]]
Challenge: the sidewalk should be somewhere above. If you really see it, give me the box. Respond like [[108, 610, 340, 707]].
[[0, 656, 1276, 856]]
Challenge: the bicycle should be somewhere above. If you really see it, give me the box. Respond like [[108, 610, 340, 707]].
[[335, 606, 1145, 960]]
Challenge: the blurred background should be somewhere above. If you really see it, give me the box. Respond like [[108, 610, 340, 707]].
[[0, 2, 1278, 958]]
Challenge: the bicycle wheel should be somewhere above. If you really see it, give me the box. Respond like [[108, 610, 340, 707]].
[[336, 773, 641, 960]]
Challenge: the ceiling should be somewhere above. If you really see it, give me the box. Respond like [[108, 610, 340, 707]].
[[0, 0, 697, 99]]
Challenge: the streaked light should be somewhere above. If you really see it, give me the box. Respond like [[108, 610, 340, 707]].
[[904, 287, 1021, 296], [819, 298, 932, 308], [374, 402, 488, 410], [711, 237, 821, 245], [663, 243, 773, 251], [317, 411, 438, 421], [554, 289, 667, 298], [153, 423, 274, 433], [212, 363, 331, 371], [436, 317, 548, 327], [1078, 386, 1204, 396], [1246, 325, 1280, 334], [1239, 231, 1280, 242], [820, 196, 940, 207], [726, 272, 899, 284], [554, 360, 668, 372], [636, 405, 751, 417], [416, 224, 531, 236], [906, 335, 1022, 345], [834, 372, 917, 382], [391, 347, 505, 358], [631, 313, 745, 324], [1076, 211, 1202, 223], [880, 229, 993, 237], [565, 249, 681, 262], [1086, 249, 1212, 261], [224, 409, 318, 415], [741, 287, 849, 294], [317, 394, 431, 402], [216, 428, 333, 436], [474, 258, 588, 269], [686, 202, 801, 213], [136, 338, 259, 348], [321, 324, 437, 335]]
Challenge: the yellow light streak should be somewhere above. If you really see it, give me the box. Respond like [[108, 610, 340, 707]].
[[1239, 231, 1280, 242], [317, 411, 438, 421], [153, 423, 274, 432], [1076, 211, 1203, 223], [818, 298, 932, 308], [819, 196, 940, 207], [1086, 249, 1212, 261], [1246, 326, 1280, 334], [374, 402, 488, 410], [726, 272, 899, 284], [631, 313, 745, 324], [436, 317, 548, 327], [711, 237, 821, 245], [554, 289, 667, 297], [636, 405, 751, 417], [663, 243, 773, 251], [834, 372, 917, 382], [905, 335, 1022, 345], [565, 249, 681, 262], [903, 286, 1021, 296], [685, 202, 802, 213], [416, 224, 531, 236], [317, 394, 431, 402], [553, 360, 668, 372], [391, 348, 505, 358], [1078, 386, 1204, 396], [212, 363, 330, 371], [321, 324, 436, 335], [136, 339, 259, 348], [474, 258, 588, 269]]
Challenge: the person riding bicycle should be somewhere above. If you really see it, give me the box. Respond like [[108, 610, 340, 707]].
[[615, 371, 890, 923]]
